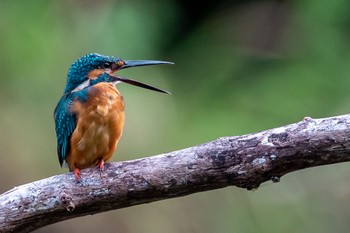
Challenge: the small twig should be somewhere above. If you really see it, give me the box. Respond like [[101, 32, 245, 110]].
[[1, 114, 350, 232]]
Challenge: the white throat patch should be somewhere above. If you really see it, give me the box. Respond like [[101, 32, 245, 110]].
[[72, 79, 91, 93]]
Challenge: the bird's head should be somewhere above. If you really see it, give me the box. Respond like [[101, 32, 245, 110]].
[[64, 53, 172, 94]]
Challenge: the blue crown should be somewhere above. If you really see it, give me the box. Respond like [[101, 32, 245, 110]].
[[64, 53, 121, 94]]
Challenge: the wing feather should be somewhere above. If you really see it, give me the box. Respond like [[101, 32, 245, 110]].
[[54, 94, 76, 166]]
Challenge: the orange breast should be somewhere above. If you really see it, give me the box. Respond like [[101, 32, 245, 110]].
[[66, 83, 125, 171]]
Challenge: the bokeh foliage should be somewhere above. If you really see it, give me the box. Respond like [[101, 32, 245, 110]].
[[1, 0, 350, 232]]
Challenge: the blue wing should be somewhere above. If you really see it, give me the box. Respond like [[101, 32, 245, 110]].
[[54, 94, 76, 167]]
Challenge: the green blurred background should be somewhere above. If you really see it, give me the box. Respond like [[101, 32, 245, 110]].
[[1, 0, 350, 232]]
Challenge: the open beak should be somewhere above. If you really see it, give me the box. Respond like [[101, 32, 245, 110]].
[[114, 59, 173, 94]]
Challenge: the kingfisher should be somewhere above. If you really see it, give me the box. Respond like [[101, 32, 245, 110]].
[[54, 53, 172, 180]]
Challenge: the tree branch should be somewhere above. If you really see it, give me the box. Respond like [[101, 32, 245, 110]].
[[2, 114, 350, 232]]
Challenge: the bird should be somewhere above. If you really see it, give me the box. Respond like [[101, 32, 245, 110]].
[[54, 53, 173, 180]]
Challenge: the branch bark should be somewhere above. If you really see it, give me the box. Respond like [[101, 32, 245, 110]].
[[2, 114, 350, 232]]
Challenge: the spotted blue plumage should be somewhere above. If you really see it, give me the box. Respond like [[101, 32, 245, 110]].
[[54, 94, 76, 166], [64, 53, 120, 94]]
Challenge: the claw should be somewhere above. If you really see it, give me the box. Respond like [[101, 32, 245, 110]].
[[98, 159, 105, 175], [74, 168, 81, 181]]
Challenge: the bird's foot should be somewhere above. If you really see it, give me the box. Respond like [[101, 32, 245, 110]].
[[74, 168, 81, 181], [98, 159, 105, 176]]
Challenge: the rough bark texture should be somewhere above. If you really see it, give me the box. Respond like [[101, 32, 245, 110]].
[[2, 114, 350, 232]]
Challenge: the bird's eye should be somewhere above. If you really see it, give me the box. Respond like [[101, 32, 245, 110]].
[[102, 63, 111, 69]]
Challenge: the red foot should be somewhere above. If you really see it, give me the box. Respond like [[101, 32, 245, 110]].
[[74, 168, 81, 181], [98, 159, 105, 172]]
